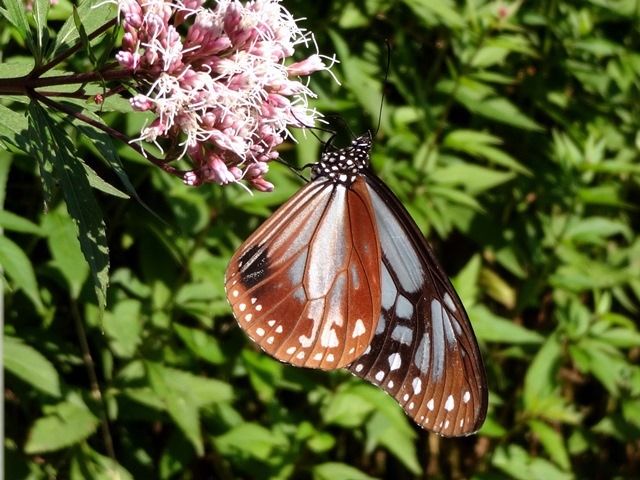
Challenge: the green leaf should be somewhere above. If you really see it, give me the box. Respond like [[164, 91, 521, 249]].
[[0, 210, 43, 235], [529, 420, 571, 471], [330, 383, 422, 475], [103, 299, 143, 358], [173, 323, 226, 365], [322, 383, 376, 428], [28, 103, 109, 310], [42, 208, 89, 298], [443, 129, 531, 175], [214, 423, 288, 461], [70, 445, 134, 480], [25, 399, 99, 453], [451, 254, 482, 306], [146, 362, 204, 456], [4, 336, 61, 397], [402, 0, 465, 28], [470, 305, 544, 344], [432, 162, 516, 194], [2, 0, 35, 55], [493, 444, 573, 480], [242, 349, 284, 403], [32, 0, 51, 59], [53, 0, 116, 56], [523, 334, 562, 413], [0, 235, 43, 310], [145, 362, 233, 455], [312, 462, 379, 480]]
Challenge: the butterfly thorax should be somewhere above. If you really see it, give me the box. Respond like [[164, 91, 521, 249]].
[[311, 134, 373, 185]]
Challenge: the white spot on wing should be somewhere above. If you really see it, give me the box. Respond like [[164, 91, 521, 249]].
[[245, 314, 252, 322], [275, 325, 283, 333], [414, 333, 430, 373], [256, 328, 265, 337], [463, 390, 471, 403], [327, 354, 335, 362], [375, 370, 384, 382], [355, 364, 364, 372], [395, 295, 413, 319], [286, 346, 296, 355], [444, 292, 456, 312], [352, 319, 366, 338], [427, 398, 435, 411], [267, 336, 274, 344], [380, 265, 397, 309], [391, 325, 413, 345], [412, 377, 422, 395], [430, 299, 445, 378], [375, 313, 386, 335], [268, 320, 275, 327], [313, 353, 323, 361], [239, 303, 246, 312], [321, 328, 339, 348], [388, 353, 402, 371], [445, 395, 455, 411]]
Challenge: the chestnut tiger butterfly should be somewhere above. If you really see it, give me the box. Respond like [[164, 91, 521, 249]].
[[225, 133, 488, 436]]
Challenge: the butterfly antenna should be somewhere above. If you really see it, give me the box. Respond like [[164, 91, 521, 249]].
[[373, 39, 392, 138]]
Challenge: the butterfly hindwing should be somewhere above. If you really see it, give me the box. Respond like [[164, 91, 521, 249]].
[[225, 176, 381, 369], [346, 174, 488, 437]]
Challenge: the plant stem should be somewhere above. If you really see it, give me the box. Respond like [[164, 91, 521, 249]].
[[70, 298, 116, 464]]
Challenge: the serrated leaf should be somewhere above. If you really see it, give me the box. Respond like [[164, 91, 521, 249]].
[[146, 362, 203, 456], [470, 305, 543, 344], [433, 162, 516, 194], [70, 445, 134, 480], [0, 210, 44, 235], [2, 0, 35, 54], [493, 444, 573, 480], [43, 208, 89, 298], [25, 400, 99, 453], [312, 463, 379, 480], [4, 336, 61, 397], [0, 235, 43, 310], [529, 420, 571, 471], [54, 0, 116, 57], [103, 299, 143, 358], [174, 323, 226, 365], [402, 0, 465, 28], [28, 103, 109, 310], [214, 423, 288, 461], [523, 334, 562, 413]]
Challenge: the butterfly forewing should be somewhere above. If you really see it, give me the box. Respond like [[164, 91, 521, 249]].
[[347, 175, 488, 436], [225, 175, 381, 369]]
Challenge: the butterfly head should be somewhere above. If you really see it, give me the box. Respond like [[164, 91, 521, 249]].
[[311, 133, 373, 185]]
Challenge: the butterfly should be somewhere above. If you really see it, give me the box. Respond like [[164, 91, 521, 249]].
[[225, 133, 488, 436]]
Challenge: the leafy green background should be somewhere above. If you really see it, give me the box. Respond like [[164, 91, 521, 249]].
[[2, 0, 640, 478]]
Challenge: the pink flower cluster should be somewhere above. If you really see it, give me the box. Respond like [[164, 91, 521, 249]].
[[116, 0, 333, 191]]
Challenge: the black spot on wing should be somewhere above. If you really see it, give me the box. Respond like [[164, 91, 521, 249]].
[[239, 244, 269, 288]]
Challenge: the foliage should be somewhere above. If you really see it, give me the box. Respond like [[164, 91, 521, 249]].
[[3, 0, 640, 478]]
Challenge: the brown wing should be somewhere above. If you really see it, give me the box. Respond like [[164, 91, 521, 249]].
[[225, 177, 381, 369], [347, 175, 488, 437]]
